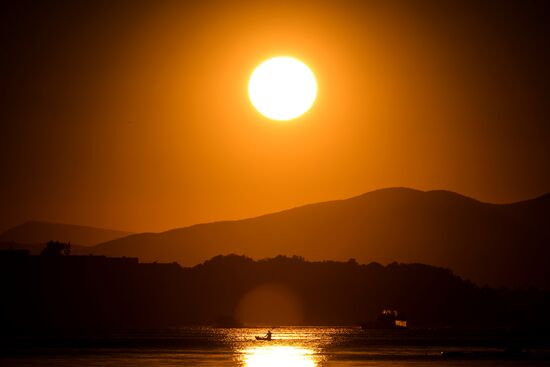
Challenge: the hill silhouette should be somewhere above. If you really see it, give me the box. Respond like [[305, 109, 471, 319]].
[[0, 221, 131, 247], [89, 188, 550, 289], [2, 251, 549, 331]]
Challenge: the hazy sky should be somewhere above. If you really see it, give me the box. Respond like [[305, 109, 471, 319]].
[[1, 0, 549, 233]]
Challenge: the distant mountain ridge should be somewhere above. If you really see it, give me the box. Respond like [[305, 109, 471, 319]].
[[0, 221, 131, 247], [89, 188, 550, 289]]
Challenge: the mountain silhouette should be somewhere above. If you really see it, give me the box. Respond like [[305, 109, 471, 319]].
[[86, 188, 550, 288], [0, 221, 131, 247]]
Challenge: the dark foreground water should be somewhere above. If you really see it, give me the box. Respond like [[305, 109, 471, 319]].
[[1, 327, 550, 366]]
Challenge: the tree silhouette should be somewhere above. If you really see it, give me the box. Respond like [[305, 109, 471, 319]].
[[40, 241, 71, 256]]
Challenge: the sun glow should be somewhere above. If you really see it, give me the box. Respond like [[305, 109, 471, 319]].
[[243, 346, 317, 367], [248, 57, 317, 121]]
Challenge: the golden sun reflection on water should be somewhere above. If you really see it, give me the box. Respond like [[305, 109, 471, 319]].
[[242, 345, 317, 367]]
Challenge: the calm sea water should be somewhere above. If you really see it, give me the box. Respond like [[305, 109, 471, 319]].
[[1, 327, 549, 366]]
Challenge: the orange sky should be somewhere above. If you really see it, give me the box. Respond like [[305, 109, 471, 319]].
[[1, 0, 549, 232]]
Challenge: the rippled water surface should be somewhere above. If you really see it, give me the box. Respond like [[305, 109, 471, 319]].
[[2, 327, 549, 366]]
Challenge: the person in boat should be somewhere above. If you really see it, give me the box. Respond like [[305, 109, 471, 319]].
[[265, 330, 272, 341]]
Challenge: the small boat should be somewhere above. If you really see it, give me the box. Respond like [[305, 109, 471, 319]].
[[360, 310, 408, 330], [255, 331, 273, 341]]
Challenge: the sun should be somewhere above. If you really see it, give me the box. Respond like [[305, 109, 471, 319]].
[[248, 56, 317, 121]]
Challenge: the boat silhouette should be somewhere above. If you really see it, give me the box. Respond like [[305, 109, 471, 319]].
[[255, 336, 272, 341], [255, 330, 273, 341]]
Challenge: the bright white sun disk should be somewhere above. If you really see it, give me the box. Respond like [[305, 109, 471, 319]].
[[248, 57, 317, 121]]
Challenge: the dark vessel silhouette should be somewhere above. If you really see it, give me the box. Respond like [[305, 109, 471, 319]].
[[255, 330, 272, 341], [361, 310, 408, 330]]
